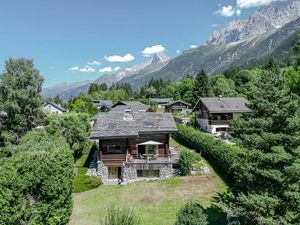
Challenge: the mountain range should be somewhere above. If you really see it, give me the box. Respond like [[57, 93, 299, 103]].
[[43, 0, 300, 101]]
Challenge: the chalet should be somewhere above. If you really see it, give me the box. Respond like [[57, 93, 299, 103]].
[[112, 101, 145, 108], [110, 105, 152, 113], [43, 102, 66, 114], [90, 111, 178, 183], [92, 100, 113, 112], [150, 98, 172, 108], [164, 100, 191, 113], [193, 96, 252, 134]]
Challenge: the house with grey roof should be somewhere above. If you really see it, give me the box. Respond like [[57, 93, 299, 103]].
[[150, 98, 172, 108], [43, 102, 66, 114], [92, 100, 113, 112], [90, 111, 178, 183], [193, 96, 252, 135], [112, 101, 145, 108], [164, 100, 191, 113]]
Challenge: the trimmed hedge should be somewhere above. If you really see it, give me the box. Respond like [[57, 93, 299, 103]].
[[73, 175, 102, 193], [173, 124, 246, 183]]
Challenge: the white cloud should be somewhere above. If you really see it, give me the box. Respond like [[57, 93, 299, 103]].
[[104, 54, 135, 63], [236, 9, 241, 16], [114, 66, 121, 71], [87, 60, 101, 66], [49, 66, 54, 69], [215, 5, 236, 17], [236, 0, 281, 9], [99, 67, 113, 73], [68, 66, 95, 73], [176, 50, 181, 54], [190, 45, 198, 49], [142, 45, 165, 57], [210, 24, 220, 28]]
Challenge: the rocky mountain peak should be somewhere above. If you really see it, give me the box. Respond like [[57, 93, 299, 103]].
[[151, 52, 170, 65], [207, 0, 300, 46]]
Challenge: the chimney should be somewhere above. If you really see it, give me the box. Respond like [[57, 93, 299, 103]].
[[218, 95, 223, 100], [123, 108, 134, 121]]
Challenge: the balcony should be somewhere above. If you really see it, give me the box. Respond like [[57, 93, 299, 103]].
[[208, 120, 230, 125]]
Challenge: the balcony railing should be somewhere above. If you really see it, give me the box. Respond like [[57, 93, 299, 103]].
[[209, 120, 230, 125]]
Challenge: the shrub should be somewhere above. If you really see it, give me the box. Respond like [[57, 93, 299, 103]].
[[175, 201, 208, 225], [0, 131, 73, 225], [99, 205, 141, 225], [173, 124, 246, 183], [177, 149, 197, 176], [73, 175, 102, 193]]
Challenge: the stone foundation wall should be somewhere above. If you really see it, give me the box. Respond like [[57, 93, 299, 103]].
[[122, 165, 137, 183], [97, 161, 108, 181], [159, 166, 174, 179]]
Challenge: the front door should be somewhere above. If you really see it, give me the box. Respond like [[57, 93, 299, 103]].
[[108, 166, 119, 179], [138, 145, 146, 155]]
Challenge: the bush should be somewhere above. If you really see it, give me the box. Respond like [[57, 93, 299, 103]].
[[175, 201, 208, 225], [99, 205, 141, 225], [73, 175, 102, 193], [177, 149, 197, 176], [0, 131, 73, 225], [173, 124, 246, 183]]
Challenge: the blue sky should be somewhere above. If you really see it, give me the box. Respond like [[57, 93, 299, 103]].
[[0, 0, 274, 87]]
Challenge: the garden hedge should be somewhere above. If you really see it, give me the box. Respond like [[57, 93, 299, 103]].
[[173, 124, 247, 183]]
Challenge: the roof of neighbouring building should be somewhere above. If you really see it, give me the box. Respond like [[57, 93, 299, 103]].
[[45, 102, 66, 112], [195, 97, 252, 113], [150, 98, 172, 104], [110, 105, 151, 113], [165, 100, 191, 107], [90, 112, 177, 139], [92, 100, 113, 108], [112, 101, 145, 108]]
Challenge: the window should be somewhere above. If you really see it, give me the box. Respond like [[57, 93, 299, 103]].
[[137, 170, 159, 177]]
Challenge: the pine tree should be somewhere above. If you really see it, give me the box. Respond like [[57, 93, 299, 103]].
[[193, 70, 209, 104]]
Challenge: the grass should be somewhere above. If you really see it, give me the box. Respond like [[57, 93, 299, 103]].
[[69, 139, 228, 225]]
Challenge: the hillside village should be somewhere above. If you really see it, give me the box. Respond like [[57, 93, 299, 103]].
[[1, 1, 300, 225]]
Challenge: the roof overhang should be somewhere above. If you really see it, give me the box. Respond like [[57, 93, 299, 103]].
[[138, 141, 164, 145]]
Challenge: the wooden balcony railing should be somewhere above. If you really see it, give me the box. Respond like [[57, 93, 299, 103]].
[[208, 120, 230, 125], [100, 154, 126, 166]]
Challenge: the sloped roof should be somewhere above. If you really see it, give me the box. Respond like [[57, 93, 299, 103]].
[[46, 102, 66, 112], [110, 105, 151, 112], [165, 100, 191, 107], [196, 97, 252, 113], [112, 101, 145, 108], [92, 100, 113, 108], [150, 98, 172, 104], [90, 112, 177, 139]]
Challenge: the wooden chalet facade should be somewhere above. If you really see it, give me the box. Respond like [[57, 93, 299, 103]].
[[193, 97, 252, 134], [164, 100, 191, 113], [90, 111, 178, 182]]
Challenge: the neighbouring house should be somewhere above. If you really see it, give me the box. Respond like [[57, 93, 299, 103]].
[[92, 100, 113, 112], [164, 100, 191, 113], [193, 96, 252, 134], [150, 98, 172, 108], [43, 102, 66, 114], [110, 105, 152, 113], [90, 111, 178, 183], [112, 101, 145, 108]]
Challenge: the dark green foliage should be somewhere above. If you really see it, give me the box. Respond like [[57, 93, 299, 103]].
[[193, 69, 209, 103], [177, 149, 197, 176], [173, 124, 245, 182], [88, 83, 108, 94], [174, 201, 208, 225], [99, 205, 141, 225], [73, 175, 102, 193], [0, 131, 73, 225], [209, 74, 237, 97], [0, 58, 44, 145], [45, 112, 91, 156], [229, 70, 300, 224]]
